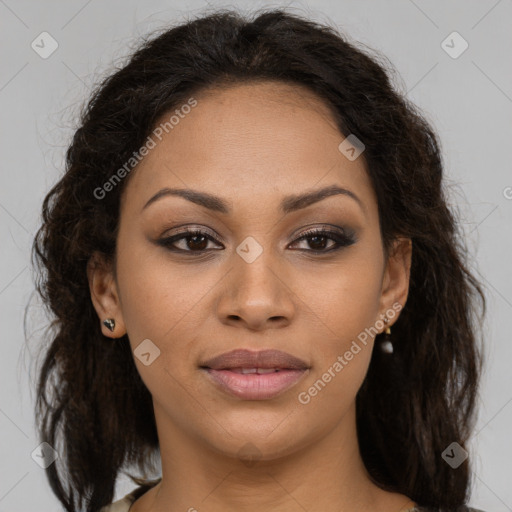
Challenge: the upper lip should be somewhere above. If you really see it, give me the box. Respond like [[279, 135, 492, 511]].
[[200, 349, 309, 370]]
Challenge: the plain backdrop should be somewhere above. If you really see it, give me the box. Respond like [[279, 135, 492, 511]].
[[1, 0, 511, 510]]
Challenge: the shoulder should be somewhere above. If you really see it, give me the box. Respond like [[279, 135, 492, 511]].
[[98, 494, 133, 512], [99, 478, 161, 512]]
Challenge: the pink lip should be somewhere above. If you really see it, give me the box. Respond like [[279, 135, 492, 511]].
[[199, 348, 310, 400], [202, 368, 309, 400], [200, 348, 309, 371]]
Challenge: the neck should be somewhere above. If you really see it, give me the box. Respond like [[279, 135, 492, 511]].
[[132, 401, 415, 512]]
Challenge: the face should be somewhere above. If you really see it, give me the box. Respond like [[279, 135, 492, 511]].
[[88, 81, 411, 462]]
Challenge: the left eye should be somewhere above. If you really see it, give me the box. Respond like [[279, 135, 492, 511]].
[[288, 228, 356, 252], [158, 227, 355, 254]]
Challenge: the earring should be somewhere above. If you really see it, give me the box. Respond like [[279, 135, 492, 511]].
[[380, 316, 393, 354], [103, 318, 116, 332]]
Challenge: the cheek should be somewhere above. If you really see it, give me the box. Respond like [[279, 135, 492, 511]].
[[294, 265, 379, 415], [291, 251, 383, 397], [115, 239, 226, 401], [293, 252, 383, 342], [115, 233, 208, 341], [115, 240, 204, 403]]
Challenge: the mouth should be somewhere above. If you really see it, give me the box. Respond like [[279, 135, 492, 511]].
[[223, 367, 286, 374], [200, 367, 309, 400], [199, 349, 310, 400]]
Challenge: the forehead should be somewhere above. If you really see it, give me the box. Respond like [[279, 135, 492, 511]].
[[121, 81, 376, 217]]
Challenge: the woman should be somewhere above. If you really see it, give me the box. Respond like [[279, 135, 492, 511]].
[[32, 7, 487, 512]]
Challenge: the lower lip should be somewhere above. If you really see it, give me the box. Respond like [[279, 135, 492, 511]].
[[202, 368, 309, 400]]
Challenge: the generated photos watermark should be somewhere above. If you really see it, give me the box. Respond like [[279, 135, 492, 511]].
[[297, 302, 403, 405], [93, 97, 198, 200]]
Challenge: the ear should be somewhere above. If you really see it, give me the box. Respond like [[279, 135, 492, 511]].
[[377, 237, 412, 330], [87, 251, 127, 338]]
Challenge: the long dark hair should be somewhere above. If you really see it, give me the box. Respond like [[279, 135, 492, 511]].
[[30, 7, 486, 512]]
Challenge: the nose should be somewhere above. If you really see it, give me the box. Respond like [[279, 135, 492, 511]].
[[215, 251, 295, 331]]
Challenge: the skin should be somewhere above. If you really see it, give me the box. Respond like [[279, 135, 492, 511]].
[[88, 81, 414, 512]]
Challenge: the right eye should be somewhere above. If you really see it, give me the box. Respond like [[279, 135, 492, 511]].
[[157, 228, 224, 254]]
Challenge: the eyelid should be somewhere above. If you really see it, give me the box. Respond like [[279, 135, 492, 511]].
[[161, 223, 350, 241], [160, 224, 223, 242], [290, 222, 351, 238]]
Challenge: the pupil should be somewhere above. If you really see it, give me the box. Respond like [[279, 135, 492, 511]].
[[310, 235, 327, 250], [188, 235, 207, 250]]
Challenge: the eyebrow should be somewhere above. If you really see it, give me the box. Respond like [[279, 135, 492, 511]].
[[141, 184, 365, 216]]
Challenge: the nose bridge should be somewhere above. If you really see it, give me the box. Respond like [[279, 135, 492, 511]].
[[216, 235, 295, 329]]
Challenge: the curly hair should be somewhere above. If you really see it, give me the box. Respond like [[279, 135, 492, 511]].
[[30, 7, 487, 512]]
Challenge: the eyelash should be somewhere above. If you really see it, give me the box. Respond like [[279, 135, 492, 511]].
[[157, 226, 356, 255]]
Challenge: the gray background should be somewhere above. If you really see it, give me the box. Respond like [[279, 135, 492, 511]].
[[1, 0, 511, 510]]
